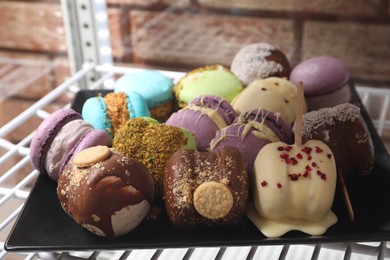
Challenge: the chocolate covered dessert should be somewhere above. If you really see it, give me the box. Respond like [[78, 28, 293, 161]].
[[164, 146, 248, 229], [57, 146, 154, 238], [300, 103, 374, 178]]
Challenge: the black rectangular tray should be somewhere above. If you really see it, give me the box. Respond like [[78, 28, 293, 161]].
[[5, 84, 390, 252]]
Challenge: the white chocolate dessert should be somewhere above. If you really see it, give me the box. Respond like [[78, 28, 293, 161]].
[[247, 140, 338, 237], [231, 77, 307, 126]]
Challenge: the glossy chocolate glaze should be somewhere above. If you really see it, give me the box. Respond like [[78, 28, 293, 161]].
[[301, 103, 374, 178], [57, 151, 154, 238], [164, 146, 248, 229]]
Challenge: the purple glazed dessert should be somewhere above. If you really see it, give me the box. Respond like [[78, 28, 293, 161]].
[[166, 95, 237, 151], [290, 56, 351, 111], [210, 109, 293, 181], [29, 108, 112, 181]]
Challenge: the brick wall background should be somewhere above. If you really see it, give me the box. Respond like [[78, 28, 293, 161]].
[[1, 0, 390, 141]]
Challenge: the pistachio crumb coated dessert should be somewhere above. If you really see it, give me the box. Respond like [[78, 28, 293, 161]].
[[113, 118, 196, 198], [57, 146, 154, 239]]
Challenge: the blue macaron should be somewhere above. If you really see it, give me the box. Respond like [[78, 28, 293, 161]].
[[82, 91, 150, 138], [114, 70, 174, 121]]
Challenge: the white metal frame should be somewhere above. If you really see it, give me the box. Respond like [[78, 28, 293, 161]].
[[61, 0, 112, 88]]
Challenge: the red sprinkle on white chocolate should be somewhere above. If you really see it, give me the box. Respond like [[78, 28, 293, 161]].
[[276, 145, 331, 182]]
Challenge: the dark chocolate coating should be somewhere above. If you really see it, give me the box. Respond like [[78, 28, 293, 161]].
[[266, 49, 291, 78], [164, 146, 248, 229], [57, 151, 154, 238], [301, 103, 374, 178]]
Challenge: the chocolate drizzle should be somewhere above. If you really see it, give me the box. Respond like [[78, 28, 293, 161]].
[[58, 151, 154, 238]]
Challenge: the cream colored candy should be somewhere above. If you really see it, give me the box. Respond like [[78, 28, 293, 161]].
[[193, 181, 233, 219], [231, 77, 307, 126], [73, 146, 111, 167], [247, 140, 338, 237]]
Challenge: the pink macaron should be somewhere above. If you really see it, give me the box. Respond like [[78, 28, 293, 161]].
[[290, 56, 351, 111], [29, 108, 112, 181]]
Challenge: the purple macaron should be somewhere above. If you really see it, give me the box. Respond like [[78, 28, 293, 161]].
[[58, 129, 112, 175], [210, 109, 293, 181], [165, 95, 237, 151], [290, 56, 351, 111], [30, 108, 112, 181]]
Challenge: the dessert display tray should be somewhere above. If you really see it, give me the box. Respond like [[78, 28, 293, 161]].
[[5, 84, 390, 252]]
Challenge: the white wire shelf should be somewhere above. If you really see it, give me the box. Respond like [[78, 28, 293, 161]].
[[1, 63, 390, 260]]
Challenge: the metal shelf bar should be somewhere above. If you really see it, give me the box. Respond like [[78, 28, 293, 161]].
[[0, 63, 95, 139]]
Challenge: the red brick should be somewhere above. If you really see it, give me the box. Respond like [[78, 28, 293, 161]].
[[0, 52, 54, 100], [107, 0, 159, 5], [0, 2, 66, 52], [197, 0, 380, 16], [107, 0, 190, 6], [0, 98, 69, 142], [162, 0, 191, 7], [302, 21, 390, 83], [130, 10, 295, 67], [108, 8, 131, 60], [53, 57, 71, 87]]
